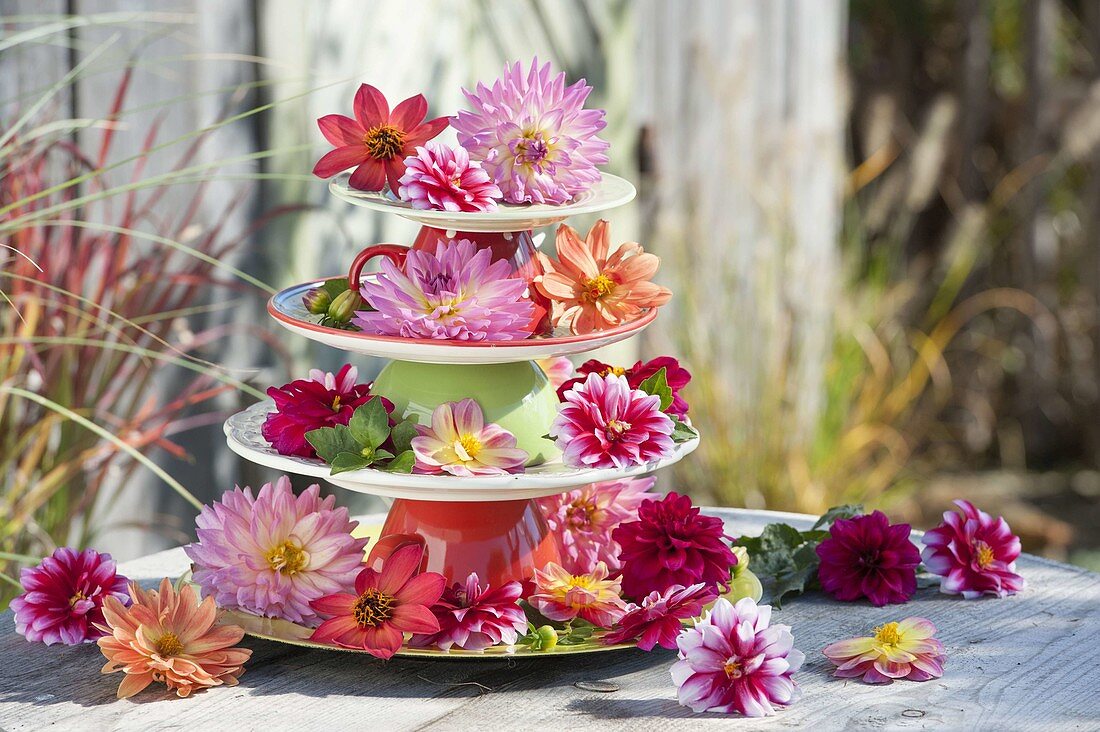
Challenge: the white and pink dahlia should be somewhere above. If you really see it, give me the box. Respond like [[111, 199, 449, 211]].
[[672, 597, 804, 717], [550, 372, 674, 470], [184, 477, 367, 627], [397, 142, 501, 212], [411, 398, 528, 477], [354, 239, 535, 341], [452, 57, 609, 205], [411, 573, 527, 651], [921, 499, 1025, 599]]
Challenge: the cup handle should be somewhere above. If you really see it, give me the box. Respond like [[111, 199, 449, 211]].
[[347, 243, 408, 289]]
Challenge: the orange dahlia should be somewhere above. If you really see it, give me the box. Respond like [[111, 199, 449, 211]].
[[535, 220, 671, 334], [96, 579, 252, 699]]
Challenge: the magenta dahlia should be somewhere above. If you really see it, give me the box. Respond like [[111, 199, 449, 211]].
[[262, 364, 373, 459], [603, 583, 716, 651], [452, 57, 609, 204], [672, 597, 804, 717], [816, 510, 921, 607], [921, 499, 1025, 599], [559, 356, 692, 418], [397, 142, 501, 212], [550, 372, 674, 470], [354, 239, 535, 341], [613, 492, 737, 601], [9, 547, 130, 645], [410, 573, 527, 651], [537, 477, 658, 573], [184, 476, 368, 627]]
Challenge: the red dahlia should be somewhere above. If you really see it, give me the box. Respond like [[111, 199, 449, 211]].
[[815, 510, 920, 607], [262, 364, 374, 459]]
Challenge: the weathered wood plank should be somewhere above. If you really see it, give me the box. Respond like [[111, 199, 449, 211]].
[[2, 508, 1098, 731]]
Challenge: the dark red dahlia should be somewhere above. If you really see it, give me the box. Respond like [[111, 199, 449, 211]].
[[261, 364, 373, 458], [558, 356, 692, 418], [612, 492, 736, 601], [603, 582, 716, 650], [815, 510, 920, 606]]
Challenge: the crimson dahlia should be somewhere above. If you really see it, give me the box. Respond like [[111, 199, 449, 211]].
[[262, 364, 373, 459], [815, 511, 920, 606]]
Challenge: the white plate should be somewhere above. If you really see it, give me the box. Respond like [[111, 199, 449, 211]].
[[225, 401, 699, 501], [328, 172, 636, 232]]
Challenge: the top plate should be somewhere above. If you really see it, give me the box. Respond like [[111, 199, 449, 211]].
[[328, 172, 636, 232]]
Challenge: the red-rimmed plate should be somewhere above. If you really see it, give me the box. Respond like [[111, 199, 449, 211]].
[[268, 277, 659, 365]]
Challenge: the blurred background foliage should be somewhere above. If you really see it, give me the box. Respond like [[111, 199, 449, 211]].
[[4, 0, 1100, 608]]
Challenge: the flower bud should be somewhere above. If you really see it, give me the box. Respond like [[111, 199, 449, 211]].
[[535, 625, 558, 651], [326, 289, 364, 324], [302, 288, 332, 314], [721, 546, 763, 603]]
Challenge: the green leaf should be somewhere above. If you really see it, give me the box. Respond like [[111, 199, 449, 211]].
[[330, 451, 372, 474], [321, 278, 350, 299], [670, 418, 698, 443], [637, 367, 674, 412], [380, 450, 415, 473], [348, 397, 391, 450], [734, 523, 828, 607], [390, 418, 419, 454], [305, 424, 361, 464], [812, 504, 865, 531]]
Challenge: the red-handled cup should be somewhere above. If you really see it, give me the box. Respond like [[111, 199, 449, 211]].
[[347, 243, 409, 290]]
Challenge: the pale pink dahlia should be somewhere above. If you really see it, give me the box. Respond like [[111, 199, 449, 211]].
[[672, 597, 804, 717], [397, 142, 501, 212], [452, 58, 609, 204], [537, 356, 575, 391], [411, 398, 528, 477], [823, 617, 946, 684], [537, 477, 658, 573], [550, 372, 674, 470], [354, 239, 535, 341], [184, 477, 368, 627], [529, 561, 627, 628], [410, 573, 527, 651], [921, 499, 1025, 599]]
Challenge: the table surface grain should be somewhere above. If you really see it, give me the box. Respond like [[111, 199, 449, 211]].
[[2, 508, 1098, 732]]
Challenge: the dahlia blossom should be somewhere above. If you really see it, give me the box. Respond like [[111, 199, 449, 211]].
[[529, 561, 627, 628], [671, 597, 804, 717], [550, 372, 674, 470], [184, 477, 368, 627], [537, 355, 575, 391], [614, 493, 737, 601], [453, 57, 609, 204], [815, 510, 921, 607], [603, 583, 716, 651], [411, 398, 528, 477], [10, 547, 129, 645], [313, 83, 448, 192], [410, 573, 527, 651], [97, 579, 251, 699], [559, 356, 692, 418], [537, 477, 659, 573], [397, 142, 501, 212], [823, 617, 946, 684], [355, 239, 535, 341], [536, 220, 672, 334], [921, 499, 1025, 599], [262, 364, 373, 459], [310, 544, 446, 660]]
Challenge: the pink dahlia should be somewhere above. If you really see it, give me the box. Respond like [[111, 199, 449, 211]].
[[537, 477, 658, 573], [530, 561, 627, 628], [410, 573, 527, 651], [397, 142, 501, 212], [921, 499, 1025, 599], [452, 58, 609, 204], [184, 477, 368, 627], [550, 372, 674, 470], [10, 547, 129, 645], [603, 583, 716, 651], [411, 398, 528, 477], [672, 597, 804, 717], [354, 239, 535, 341], [815, 510, 920, 607], [262, 364, 373, 459], [823, 617, 946, 684], [613, 492, 737, 601], [559, 356, 692, 418]]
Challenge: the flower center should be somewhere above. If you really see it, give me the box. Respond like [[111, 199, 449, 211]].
[[68, 590, 88, 607], [155, 632, 184, 657], [723, 658, 743, 679], [974, 540, 995, 569], [266, 541, 307, 575], [455, 433, 482, 461], [331, 395, 342, 411], [605, 419, 632, 439], [599, 366, 627, 377], [515, 130, 550, 166], [566, 498, 599, 529], [582, 274, 616, 301], [363, 125, 405, 160], [873, 621, 902, 646], [353, 588, 395, 627]]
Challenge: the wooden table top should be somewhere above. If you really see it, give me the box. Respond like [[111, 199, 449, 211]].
[[2, 508, 1097, 731]]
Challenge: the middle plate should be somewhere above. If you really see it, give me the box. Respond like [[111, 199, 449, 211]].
[[225, 401, 699, 501]]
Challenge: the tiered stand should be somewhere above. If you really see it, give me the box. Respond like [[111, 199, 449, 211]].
[[222, 172, 700, 655]]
